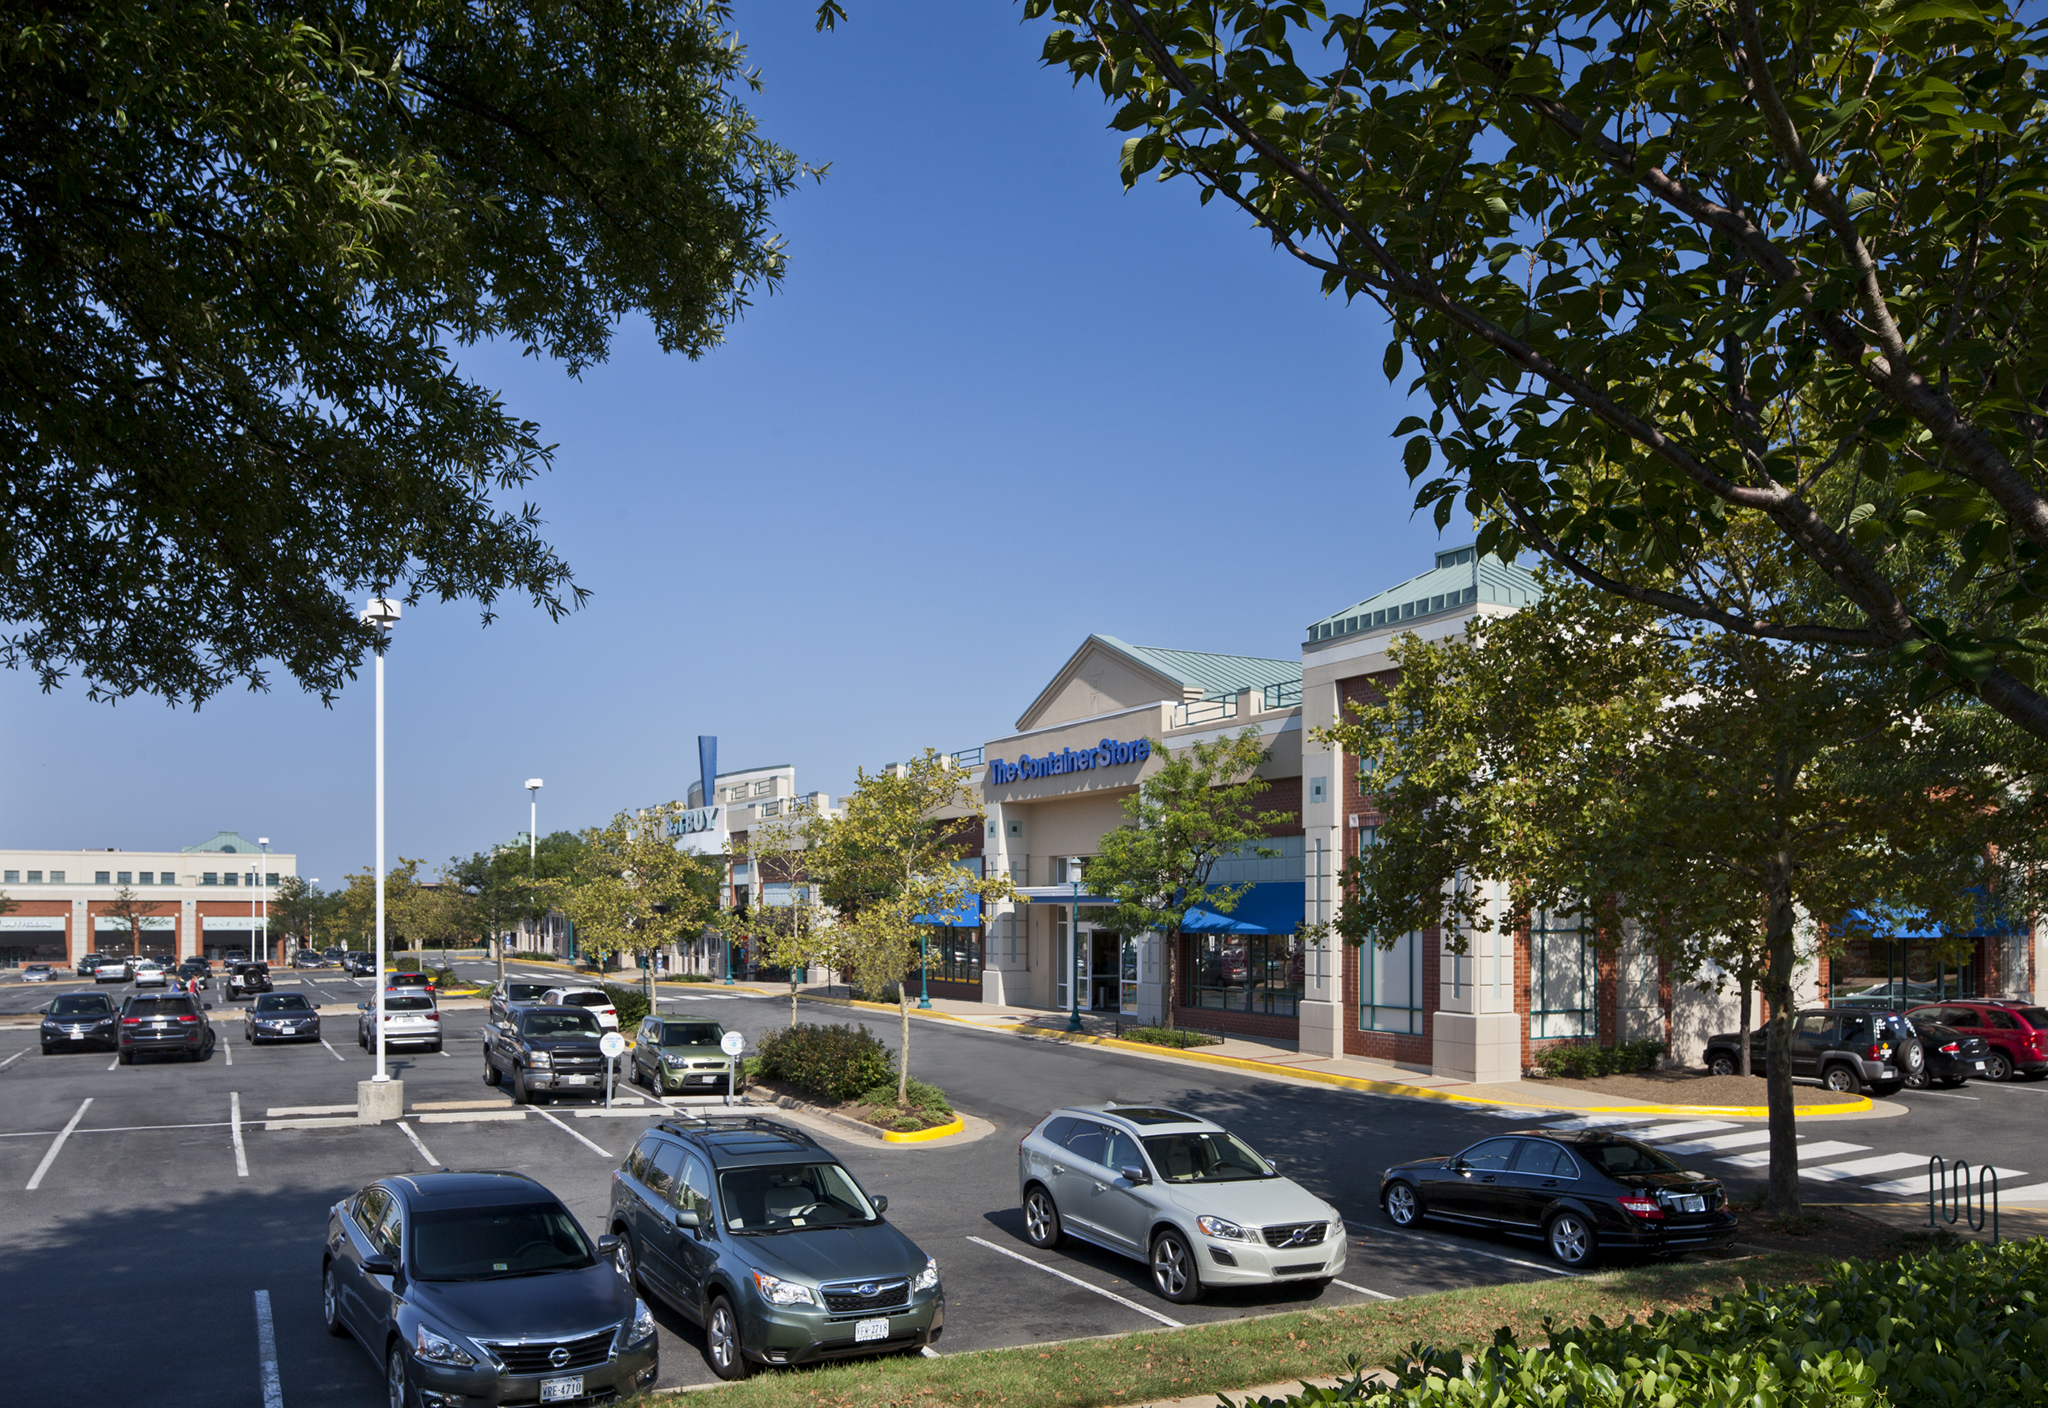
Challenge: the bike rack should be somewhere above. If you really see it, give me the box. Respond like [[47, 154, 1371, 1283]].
[[1927, 1155, 1999, 1243]]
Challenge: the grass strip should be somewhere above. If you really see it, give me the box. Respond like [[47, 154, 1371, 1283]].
[[637, 1252, 1826, 1408]]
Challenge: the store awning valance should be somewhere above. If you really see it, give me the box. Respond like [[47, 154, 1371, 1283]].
[[1180, 882, 1306, 937], [1013, 886, 1115, 905], [1838, 891, 2023, 942]]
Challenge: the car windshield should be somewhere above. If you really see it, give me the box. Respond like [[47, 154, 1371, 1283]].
[[718, 1161, 878, 1233], [1141, 1131, 1275, 1183], [50, 995, 112, 1016], [410, 1202, 596, 1281], [659, 1023, 723, 1047], [1577, 1138, 1683, 1175], [255, 994, 312, 1012], [524, 1011, 601, 1037]]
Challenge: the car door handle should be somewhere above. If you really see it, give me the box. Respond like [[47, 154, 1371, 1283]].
[[1542, 1180, 1558, 1188], [1051, 1164, 1067, 1175], [1480, 1175, 1497, 1184]]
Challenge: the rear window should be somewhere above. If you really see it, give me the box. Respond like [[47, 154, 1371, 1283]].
[[2015, 1007, 2048, 1030], [1576, 1138, 1682, 1175], [50, 995, 113, 1016], [128, 997, 195, 1017], [384, 996, 434, 1012], [561, 991, 608, 1007], [506, 983, 551, 1001]]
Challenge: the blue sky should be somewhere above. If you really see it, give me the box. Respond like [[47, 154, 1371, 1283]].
[[0, 2, 1450, 887]]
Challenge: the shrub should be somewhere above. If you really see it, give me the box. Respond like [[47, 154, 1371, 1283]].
[[1121, 1026, 1222, 1050], [755, 1022, 895, 1102], [660, 972, 715, 984], [1531, 1037, 1665, 1079], [507, 949, 558, 962], [601, 983, 651, 1031]]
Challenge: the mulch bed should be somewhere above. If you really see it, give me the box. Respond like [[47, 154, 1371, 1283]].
[[1531, 1069, 1860, 1106]]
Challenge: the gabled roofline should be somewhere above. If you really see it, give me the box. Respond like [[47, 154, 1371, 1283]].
[[1015, 634, 1198, 733]]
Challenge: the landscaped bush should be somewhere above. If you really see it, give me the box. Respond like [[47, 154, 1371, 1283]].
[[659, 972, 715, 983], [507, 950, 559, 962], [601, 983, 651, 1030], [1121, 1026, 1223, 1049], [850, 1077, 955, 1132], [1249, 1241, 2048, 1408], [755, 1022, 895, 1102], [1530, 1037, 1666, 1079]]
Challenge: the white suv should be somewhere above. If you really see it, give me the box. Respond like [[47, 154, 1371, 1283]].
[[132, 960, 169, 988], [541, 986, 619, 1030], [357, 992, 442, 1052]]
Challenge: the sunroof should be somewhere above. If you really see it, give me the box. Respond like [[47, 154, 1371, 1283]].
[[1106, 1107, 1201, 1125]]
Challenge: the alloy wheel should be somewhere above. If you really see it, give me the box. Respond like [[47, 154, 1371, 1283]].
[[387, 1344, 409, 1408], [1986, 1051, 2014, 1082], [1708, 1055, 1736, 1077], [1824, 1066, 1858, 1093], [613, 1232, 638, 1286], [1547, 1213, 1593, 1268], [1024, 1189, 1062, 1248], [1385, 1182, 1420, 1227], [1150, 1230, 1199, 1303], [706, 1298, 750, 1380], [1904, 1062, 1929, 1090], [323, 1266, 346, 1337]]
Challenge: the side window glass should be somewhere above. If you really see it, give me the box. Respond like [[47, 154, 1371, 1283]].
[[1458, 1138, 1518, 1172], [1987, 1010, 2019, 1029], [1040, 1116, 1076, 1148], [377, 1201, 404, 1259], [1511, 1141, 1555, 1175], [1102, 1128, 1139, 1172], [1062, 1121, 1108, 1166], [352, 1188, 388, 1240], [1795, 1014, 1831, 1037], [625, 1135, 655, 1183], [678, 1155, 713, 1216], [646, 1141, 684, 1202]]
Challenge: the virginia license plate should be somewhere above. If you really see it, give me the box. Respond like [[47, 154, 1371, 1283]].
[[854, 1317, 890, 1343], [562, 1075, 594, 1085], [1672, 1194, 1705, 1213], [539, 1375, 583, 1402]]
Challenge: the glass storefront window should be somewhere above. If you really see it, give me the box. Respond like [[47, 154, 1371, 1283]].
[[926, 927, 982, 984], [1182, 933, 1304, 1016], [1829, 938, 1976, 1009], [1530, 909, 1595, 1038], [1361, 930, 1423, 1033]]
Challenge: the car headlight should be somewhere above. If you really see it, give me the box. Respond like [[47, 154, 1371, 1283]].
[[1196, 1215, 1248, 1241], [663, 1053, 688, 1067], [414, 1324, 477, 1367], [752, 1270, 817, 1307], [619, 1298, 656, 1348], [528, 1050, 552, 1067], [912, 1256, 939, 1292]]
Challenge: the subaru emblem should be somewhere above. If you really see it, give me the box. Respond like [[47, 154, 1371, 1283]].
[[858, 1282, 877, 1296], [549, 1346, 571, 1369]]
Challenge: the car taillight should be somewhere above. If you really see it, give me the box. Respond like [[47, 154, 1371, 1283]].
[[426, 1012, 440, 1021], [1617, 1192, 1664, 1220], [177, 1015, 197, 1024], [1941, 1042, 1960, 1054], [121, 1017, 140, 1025], [1868, 1043, 1885, 1060]]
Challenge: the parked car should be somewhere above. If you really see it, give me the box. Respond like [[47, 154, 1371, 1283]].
[[224, 963, 273, 999], [39, 991, 119, 1053], [489, 980, 554, 1028], [246, 991, 322, 1044], [93, 956, 133, 985], [357, 993, 441, 1052], [320, 947, 344, 963], [1380, 1130, 1736, 1268], [1906, 1000, 2048, 1082], [608, 1116, 941, 1379], [323, 1171, 656, 1407], [22, 963, 55, 982], [630, 1018, 733, 1095], [291, 950, 332, 969], [132, 960, 169, 988], [484, 1005, 609, 1104], [342, 951, 374, 976], [1018, 1104, 1346, 1304], [385, 970, 435, 994], [1898, 1017, 1989, 1089], [176, 957, 212, 982], [117, 992, 217, 1063], [541, 986, 620, 1031], [1702, 1008, 1908, 1093], [75, 954, 102, 977]]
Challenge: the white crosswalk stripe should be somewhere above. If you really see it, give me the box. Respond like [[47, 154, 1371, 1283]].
[[1717, 1139, 1869, 1169], [1801, 1152, 1926, 1182]]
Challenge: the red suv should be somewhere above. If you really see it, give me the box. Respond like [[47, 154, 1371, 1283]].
[[1906, 999, 2048, 1082]]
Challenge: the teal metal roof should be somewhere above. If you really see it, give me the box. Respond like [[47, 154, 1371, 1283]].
[[1306, 545, 1542, 644], [182, 830, 270, 854], [1093, 635, 1302, 698]]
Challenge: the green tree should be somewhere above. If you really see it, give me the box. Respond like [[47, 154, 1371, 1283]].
[[452, 830, 588, 979], [1325, 572, 2041, 1214], [1085, 728, 1293, 1032], [1022, 0, 2048, 748], [335, 857, 425, 954], [102, 885, 164, 957], [747, 807, 842, 1026], [269, 876, 337, 955], [3, 0, 818, 705], [397, 876, 483, 973], [813, 751, 1012, 1106], [552, 807, 720, 1001]]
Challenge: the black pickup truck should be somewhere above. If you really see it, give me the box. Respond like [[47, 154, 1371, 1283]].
[[483, 1003, 610, 1105]]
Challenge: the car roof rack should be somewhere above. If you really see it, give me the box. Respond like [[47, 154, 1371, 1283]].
[[657, 1114, 816, 1143]]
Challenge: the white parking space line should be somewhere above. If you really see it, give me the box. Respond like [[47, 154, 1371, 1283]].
[[0, 1049, 28, 1071], [1997, 1182, 2048, 1202], [26, 1098, 92, 1190], [106, 1054, 120, 1071], [319, 1039, 346, 1062], [1332, 1278, 1395, 1300], [232, 1092, 249, 1177], [964, 1236, 1185, 1328], [396, 1121, 441, 1168], [1802, 1152, 1926, 1182], [1718, 1140, 1869, 1170], [919, 1345, 941, 1358], [535, 1109, 613, 1156], [1907, 1088, 1980, 1099], [254, 1290, 284, 1408], [223, 1040, 234, 1067], [1344, 1221, 1575, 1278]]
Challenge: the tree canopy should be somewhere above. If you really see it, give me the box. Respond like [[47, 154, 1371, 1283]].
[[1028, 0, 2048, 747], [2, 0, 813, 704]]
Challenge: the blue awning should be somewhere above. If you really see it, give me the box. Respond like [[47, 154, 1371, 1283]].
[[1180, 882, 1306, 937], [1839, 891, 2023, 941], [914, 894, 981, 927]]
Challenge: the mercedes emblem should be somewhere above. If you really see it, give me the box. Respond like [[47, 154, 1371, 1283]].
[[549, 1346, 571, 1369]]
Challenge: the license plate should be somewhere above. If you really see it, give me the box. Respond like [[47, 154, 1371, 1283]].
[[854, 1317, 890, 1343], [1973, 1060, 1987, 1070], [1673, 1194, 1705, 1213], [562, 1075, 594, 1085], [539, 1375, 583, 1402]]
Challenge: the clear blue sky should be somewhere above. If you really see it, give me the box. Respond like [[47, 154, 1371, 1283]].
[[0, 2, 1450, 887]]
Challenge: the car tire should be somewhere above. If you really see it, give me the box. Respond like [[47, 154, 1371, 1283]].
[[359, 1030, 369, 1051], [2022, 1069, 2048, 1082], [387, 1341, 411, 1408], [1904, 1061, 1929, 1090], [1870, 1080, 1902, 1097], [511, 1067, 534, 1106], [1546, 1211, 1597, 1269], [1822, 1064, 1861, 1093], [483, 1057, 502, 1087], [1384, 1180, 1422, 1227], [613, 1229, 644, 1291], [428, 1041, 442, 1054], [118, 1049, 133, 1065], [1940, 1076, 1969, 1089], [1022, 1185, 1064, 1249], [705, 1294, 751, 1381], [1984, 1051, 2014, 1082], [1900, 1041, 1925, 1078], [41, 1044, 54, 1056], [1707, 1052, 1737, 1077], [323, 1264, 348, 1338], [1149, 1228, 1202, 1304]]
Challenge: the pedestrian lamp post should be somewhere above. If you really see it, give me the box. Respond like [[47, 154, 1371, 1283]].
[[524, 779, 542, 956], [358, 596, 402, 1121], [1067, 857, 1084, 1034], [257, 837, 270, 962], [918, 926, 933, 1009]]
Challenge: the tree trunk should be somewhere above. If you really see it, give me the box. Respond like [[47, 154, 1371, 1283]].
[[789, 974, 799, 1028], [1162, 927, 1178, 1031], [1737, 972, 1754, 1077], [898, 989, 911, 1107], [1762, 872, 1802, 1217]]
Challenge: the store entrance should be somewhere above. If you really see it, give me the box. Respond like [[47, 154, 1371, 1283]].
[[1090, 931, 1120, 1012]]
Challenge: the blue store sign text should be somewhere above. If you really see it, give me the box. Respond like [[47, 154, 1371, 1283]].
[[989, 738, 1150, 784]]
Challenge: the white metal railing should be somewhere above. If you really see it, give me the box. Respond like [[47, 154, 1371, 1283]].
[[1171, 696, 1239, 728]]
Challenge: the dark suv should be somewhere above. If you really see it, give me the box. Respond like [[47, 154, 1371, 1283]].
[[1907, 1000, 2048, 1082], [1703, 1008, 1909, 1094], [40, 991, 119, 1053], [606, 1117, 942, 1380], [484, 1004, 609, 1104], [118, 992, 217, 1063], [224, 962, 273, 998]]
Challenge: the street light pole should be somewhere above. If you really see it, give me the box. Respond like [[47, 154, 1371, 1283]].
[[918, 928, 932, 1009], [525, 778, 543, 959], [363, 598, 400, 1096], [1067, 857, 1083, 1033], [257, 837, 270, 963]]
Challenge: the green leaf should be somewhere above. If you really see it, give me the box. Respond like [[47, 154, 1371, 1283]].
[[1403, 435, 1431, 477], [1384, 341, 1405, 382]]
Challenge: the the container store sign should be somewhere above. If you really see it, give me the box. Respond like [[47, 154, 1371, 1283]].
[[988, 737, 1150, 785]]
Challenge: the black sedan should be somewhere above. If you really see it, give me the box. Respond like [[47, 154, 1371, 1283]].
[[1904, 1019, 1989, 1089], [324, 1172, 656, 1407], [244, 991, 322, 1044], [39, 991, 120, 1053], [1379, 1130, 1736, 1268]]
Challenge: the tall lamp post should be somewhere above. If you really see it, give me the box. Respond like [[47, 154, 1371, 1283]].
[[525, 779, 543, 957], [1067, 857, 1084, 1033], [359, 597, 402, 1120], [256, 837, 270, 962]]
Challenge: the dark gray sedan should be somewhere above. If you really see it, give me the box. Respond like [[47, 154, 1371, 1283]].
[[244, 991, 321, 1044], [324, 1171, 656, 1408]]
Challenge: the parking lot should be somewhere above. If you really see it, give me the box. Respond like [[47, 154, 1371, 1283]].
[[4, 971, 2045, 1407]]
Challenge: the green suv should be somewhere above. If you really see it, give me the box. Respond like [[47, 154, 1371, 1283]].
[[629, 1016, 735, 1095], [606, 1117, 943, 1379]]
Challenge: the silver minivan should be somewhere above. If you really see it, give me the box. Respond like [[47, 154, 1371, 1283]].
[[1017, 1104, 1345, 1303]]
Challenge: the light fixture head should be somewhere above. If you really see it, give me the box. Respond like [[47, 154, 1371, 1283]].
[[526, 778, 544, 791], [360, 597, 402, 626], [258, 837, 269, 847]]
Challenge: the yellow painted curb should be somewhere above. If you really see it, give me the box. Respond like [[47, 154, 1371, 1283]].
[[1000, 1027, 1872, 1120], [879, 1115, 966, 1143]]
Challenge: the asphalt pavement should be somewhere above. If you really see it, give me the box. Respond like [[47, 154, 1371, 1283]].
[[2, 965, 2043, 1408]]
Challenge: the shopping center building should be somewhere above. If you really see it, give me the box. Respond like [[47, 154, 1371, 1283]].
[[0, 831, 300, 966]]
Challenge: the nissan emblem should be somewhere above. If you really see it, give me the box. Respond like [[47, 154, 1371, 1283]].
[[549, 1346, 571, 1369]]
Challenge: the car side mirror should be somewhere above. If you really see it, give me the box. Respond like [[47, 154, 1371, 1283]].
[[37, 1004, 49, 1014], [361, 1254, 396, 1278], [1448, 1157, 1468, 1172], [672, 1209, 699, 1229], [357, 1002, 369, 1011], [872, 1195, 889, 1215], [596, 1234, 621, 1255], [1118, 1164, 1150, 1185], [203, 1003, 214, 1011]]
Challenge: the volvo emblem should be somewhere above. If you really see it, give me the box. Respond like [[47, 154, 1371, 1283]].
[[549, 1346, 571, 1369]]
